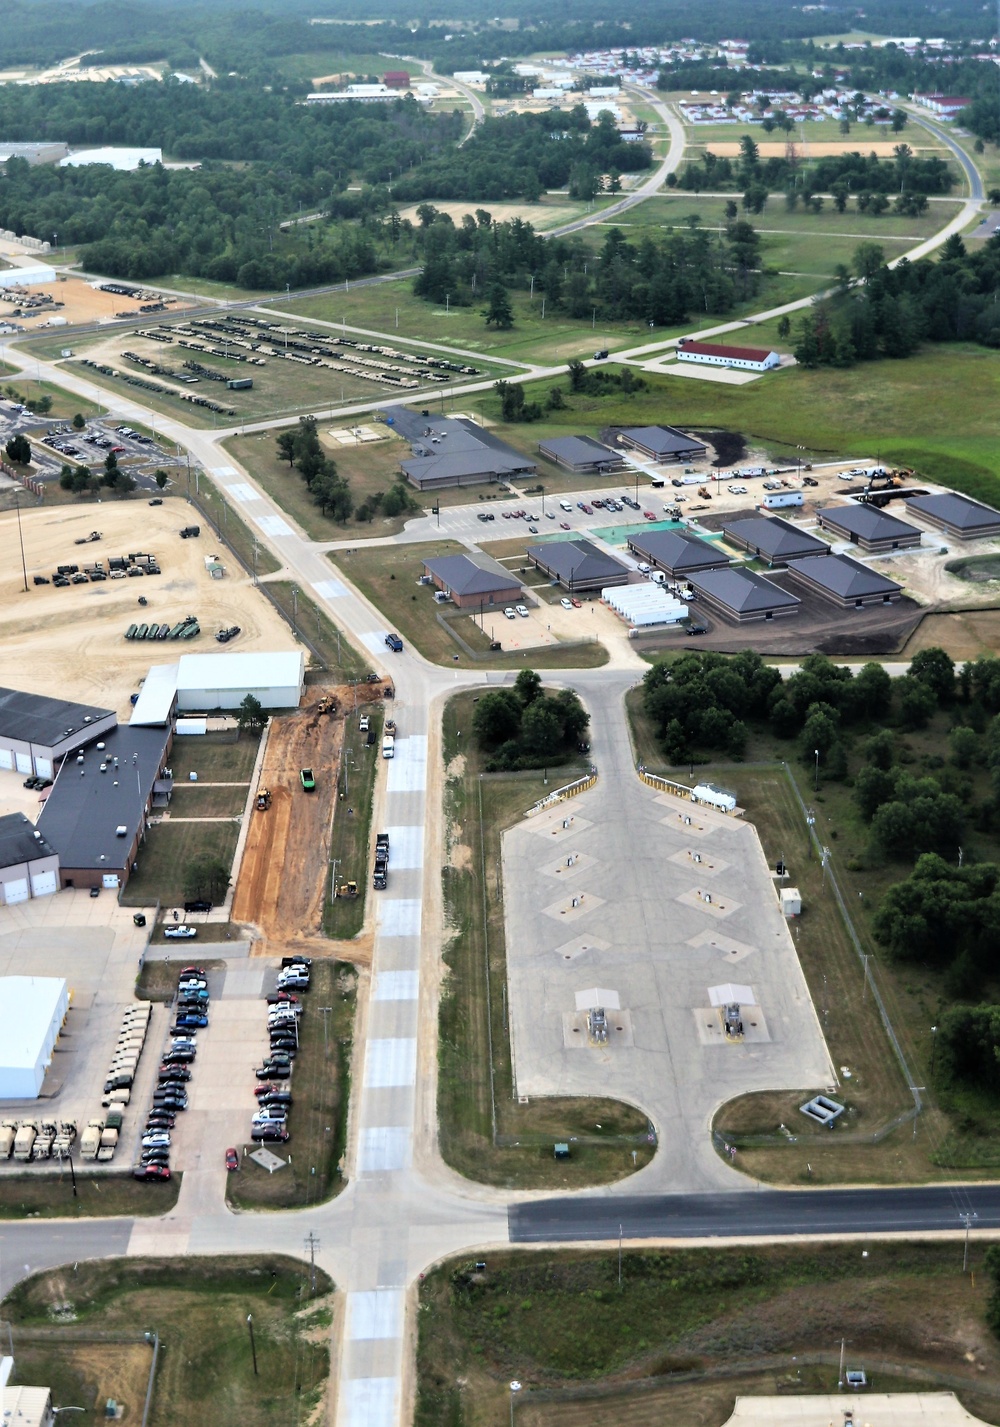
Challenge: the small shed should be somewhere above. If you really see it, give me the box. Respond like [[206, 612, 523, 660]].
[[780, 886, 802, 917]]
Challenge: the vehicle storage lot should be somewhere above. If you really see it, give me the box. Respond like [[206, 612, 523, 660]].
[[0, 498, 294, 712], [502, 778, 835, 1193]]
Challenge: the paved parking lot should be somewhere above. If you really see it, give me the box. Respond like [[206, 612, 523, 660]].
[[502, 775, 834, 1194]]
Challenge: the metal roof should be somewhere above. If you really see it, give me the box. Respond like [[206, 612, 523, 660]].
[[129, 663, 180, 726], [175, 650, 304, 692], [422, 553, 521, 597], [678, 339, 776, 362], [0, 812, 57, 869], [391, 410, 535, 481], [786, 554, 902, 598], [527, 539, 629, 583], [538, 435, 619, 464], [0, 687, 114, 750], [818, 504, 921, 541], [723, 516, 828, 559], [615, 425, 706, 455], [0, 976, 67, 1074], [628, 528, 730, 571], [905, 492, 1000, 530], [687, 567, 801, 613]]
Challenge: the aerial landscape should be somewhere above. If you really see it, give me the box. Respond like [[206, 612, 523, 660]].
[[1, 0, 1000, 1423]]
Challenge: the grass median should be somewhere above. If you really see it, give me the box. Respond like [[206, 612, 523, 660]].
[[4, 1256, 332, 1427], [264, 580, 367, 680], [324, 707, 380, 940], [416, 1241, 1000, 1427], [226, 960, 356, 1210], [438, 692, 653, 1189], [0, 1171, 180, 1219]]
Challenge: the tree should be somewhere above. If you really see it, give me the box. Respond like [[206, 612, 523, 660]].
[[59, 463, 75, 491], [909, 646, 955, 705], [854, 242, 886, 283], [949, 725, 979, 769], [552, 688, 589, 744], [514, 669, 542, 706], [472, 690, 523, 746], [520, 698, 562, 758], [852, 661, 892, 718], [891, 109, 907, 133], [184, 855, 231, 904], [482, 282, 514, 329], [237, 693, 265, 733], [4, 433, 30, 465], [154, 468, 169, 490], [115, 471, 137, 494], [276, 431, 298, 467], [72, 413, 86, 430], [897, 675, 937, 731], [567, 359, 588, 393], [776, 315, 791, 340]]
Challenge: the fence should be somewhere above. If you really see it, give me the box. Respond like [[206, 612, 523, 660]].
[[524, 770, 597, 818], [1, 459, 44, 496]]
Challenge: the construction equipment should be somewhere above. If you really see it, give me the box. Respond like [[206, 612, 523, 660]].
[[373, 832, 389, 890], [334, 881, 358, 899], [256, 788, 272, 811]]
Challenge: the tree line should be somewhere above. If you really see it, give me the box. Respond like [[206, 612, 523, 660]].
[[792, 233, 1000, 365], [472, 671, 589, 772], [274, 417, 418, 525]]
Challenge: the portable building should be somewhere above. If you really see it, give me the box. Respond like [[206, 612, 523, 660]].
[[0, 976, 69, 1098]]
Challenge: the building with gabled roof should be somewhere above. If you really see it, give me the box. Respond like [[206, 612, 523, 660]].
[[627, 528, 730, 577], [723, 516, 828, 565], [786, 553, 902, 608], [538, 435, 624, 473], [612, 425, 707, 463], [677, 339, 781, 371], [527, 538, 629, 591], [422, 553, 523, 610], [817, 503, 922, 552], [686, 567, 800, 623]]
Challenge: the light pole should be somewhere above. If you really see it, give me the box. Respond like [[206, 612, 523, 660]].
[[813, 747, 820, 791], [930, 1024, 938, 1076], [14, 489, 28, 593], [247, 1313, 258, 1375], [961, 1212, 978, 1271], [509, 1380, 522, 1427]]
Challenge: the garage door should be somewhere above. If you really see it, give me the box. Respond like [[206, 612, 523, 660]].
[[15, 753, 31, 775], [0, 748, 12, 770], [31, 870, 57, 897], [34, 757, 53, 779], [2, 878, 29, 905]]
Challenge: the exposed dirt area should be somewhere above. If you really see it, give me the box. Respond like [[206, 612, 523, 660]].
[[0, 271, 175, 329], [0, 498, 294, 715], [232, 686, 383, 963], [705, 139, 943, 157]]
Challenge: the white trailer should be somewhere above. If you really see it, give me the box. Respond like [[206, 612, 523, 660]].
[[692, 781, 737, 813]]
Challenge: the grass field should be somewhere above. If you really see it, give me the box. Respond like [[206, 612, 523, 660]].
[[227, 960, 355, 1209], [683, 118, 949, 147], [615, 192, 961, 242], [265, 580, 367, 680], [0, 1170, 180, 1219], [437, 693, 654, 1189], [188, 477, 282, 578], [4, 1256, 332, 1427], [123, 819, 241, 909], [169, 732, 260, 782], [627, 683, 1000, 1181], [328, 542, 608, 669], [323, 706, 379, 940], [417, 1241, 1000, 1427], [168, 783, 248, 817]]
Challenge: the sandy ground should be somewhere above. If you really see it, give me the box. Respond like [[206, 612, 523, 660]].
[[232, 685, 385, 962], [0, 497, 295, 715], [0, 271, 173, 330], [704, 139, 943, 157], [396, 199, 578, 228]]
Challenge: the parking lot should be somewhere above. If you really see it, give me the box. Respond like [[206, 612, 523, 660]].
[[502, 762, 835, 1193]]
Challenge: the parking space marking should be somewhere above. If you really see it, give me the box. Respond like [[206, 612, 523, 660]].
[[347, 1289, 404, 1340], [313, 578, 348, 600], [364, 1037, 417, 1088], [373, 970, 419, 1001], [377, 899, 422, 937], [358, 1126, 411, 1172], [340, 1377, 397, 1427], [386, 736, 427, 793], [383, 826, 424, 868], [257, 514, 293, 537]]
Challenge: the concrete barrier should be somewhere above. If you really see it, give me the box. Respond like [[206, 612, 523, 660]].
[[637, 768, 744, 817], [524, 769, 597, 818]]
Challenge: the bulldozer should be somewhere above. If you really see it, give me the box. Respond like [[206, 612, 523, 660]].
[[315, 694, 339, 716], [334, 880, 358, 899], [256, 787, 272, 811]]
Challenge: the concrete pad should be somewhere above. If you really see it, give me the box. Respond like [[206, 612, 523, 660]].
[[358, 1126, 411, 1173], [340, 1378, 397, 1427], [384, 826, 424, 868], [659, 807, 715, 837], [553, 935, 610, 963], [668, 848, 730, 878], [225, 483, 257, 503], [525, 810, 592, 839], [541, 890, 605, 923], [364, 1038, 417, 1089], [676, 886, 741, 919], [347, 1289, 403, 1340], [687, 929, 757, 963], [694, 1006, 771, 1046], [562, 1009, 634, 1048], [360, 632, 385, 655], [377, 899, 422, 937], [373, 970, 419, 1001], [257, 514, 292, 537], [723, 1392, 991, 1426], [541, 850, 597, 879], [313, 578, 348, 600], [221, 965, 266, 998], [386, 737, 428, 793]]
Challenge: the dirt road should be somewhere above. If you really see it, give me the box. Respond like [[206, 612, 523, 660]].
[[233, 685, 385, 963]]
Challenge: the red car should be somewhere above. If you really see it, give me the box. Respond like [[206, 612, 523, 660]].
[[571, 597, 582, 608], [133, 1164, 171, 1182], [179, 966, 206, 978], [225, 1147, 239, 1172], [580, 504, 593, 514], [560, 522, 570, 530], [643, 510, 656, 520]]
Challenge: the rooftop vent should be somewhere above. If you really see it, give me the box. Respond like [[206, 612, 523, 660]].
[[115, 826, 127, 837]]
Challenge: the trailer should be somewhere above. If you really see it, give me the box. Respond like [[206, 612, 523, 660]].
[[80, 1118, 104, 1159], [0, 1120, 17, 1159], [373, 832, 389, 890], [691, 781, 737, 814], [13, 1121, 38, 1161]]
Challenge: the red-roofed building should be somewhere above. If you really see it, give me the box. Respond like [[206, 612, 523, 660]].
[[913, 93, 970, 116], [383, 71, 411, 89], [677, 338, 781, 372]]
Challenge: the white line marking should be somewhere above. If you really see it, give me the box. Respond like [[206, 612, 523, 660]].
[[313, 578, 347, 600], [365, 1037, 417, 1088], [384, 825, 424, 869], [377, 899, 422, 937], [360, 630, 386, 654], [373, 970, 419, 1001], [358, 1126, 411, 1172], [225, 483, 257, 503], [258, 514, 293, 537], [386, 736, 427, 793], [340, 1377, 397, 1427], [347, 1289, 403, 1340], [210, 465, 236, 476]]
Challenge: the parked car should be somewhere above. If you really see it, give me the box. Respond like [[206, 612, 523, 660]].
[[134, 1165, 172, 1181], [515, 605, 529, 618], [161, 1050, 195, 1065], [225, 1148, 239, 1172], [384, 633, 403, 652], [503, 607, 516, 620], [251, 1125, 290, 1143], [172, 1014, 208, 1030], [255, 1063, 291, 1080], [141, 1131, 171, 1148], [560, 598, 573, 610], [179, 965, 206, 977], [560, 522, 570, 530], [164, 925, 197, 940], [184, 899, 212, 914], [258, 1091, 293, 1107], [265, 992, 299, 1006]]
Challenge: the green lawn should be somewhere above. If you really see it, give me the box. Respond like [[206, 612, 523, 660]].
[[265, 580, 367, 680], [189, 478, 282, 577], [168, 784, 248, 817], [122, 820, 240, 908], [684, 118, 949, 146], [168, 732, 261, 782], [0, 1170, 180, 1219], [613, 193, 961, 242], [5, 1257, 332, 1427], [329, 541, 608, 669]]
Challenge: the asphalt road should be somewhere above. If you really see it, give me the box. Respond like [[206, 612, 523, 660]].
[[906, 109, 984, 200], [510, 1182, 997, 1242], [0, 1217, 134, 1298]]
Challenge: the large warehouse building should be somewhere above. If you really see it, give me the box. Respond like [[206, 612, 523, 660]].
[[129, 652, 305, 722], [394, 411, 536, 491], [0, 814, 60, 906], [0, 688, 117, 780], [0, 976, 68, 1099]]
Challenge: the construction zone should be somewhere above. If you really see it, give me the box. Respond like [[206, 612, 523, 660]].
[[232, 683, 388, 963]]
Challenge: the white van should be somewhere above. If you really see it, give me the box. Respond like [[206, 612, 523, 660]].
[[382, 735, 395, 760], [559, 500, 573, 512]]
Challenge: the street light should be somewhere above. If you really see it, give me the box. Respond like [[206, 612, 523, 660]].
[[509, 1380, 522, 1427], [247, 1313, 258, 1375], [930, 1024, 938, 1076], [813, 747, 820, 791]]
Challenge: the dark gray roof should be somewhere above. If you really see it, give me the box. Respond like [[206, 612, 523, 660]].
[[527, 538, 629, 583], [616, 425, 706, 455], [786, 554, 902, 599], [0, 812, 56, 869], [906, 492, 1000, 531], [391, 409, 535, 481], [723, 516, 828, 560], [37, 725, 171, 870], [628, 528, 729, 572], [818, 504, 920, 541], [538, 435, 620, 464], [687, 567, 801, 613], [401, 449, 531, 482], [0, 688, 114, 749], [422, 553, 520, 596]]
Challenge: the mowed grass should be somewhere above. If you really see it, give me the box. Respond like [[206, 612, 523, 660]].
[[4, 1256, 332, 1427], [328, 542, 608, 669], [168, 784, 248, 818], [169, 732, 261, 782], [623, 192, 960, 242], [265, 580, 367, 680], [189, 478, 282, 578], [323, 707, 380, 940], [437, 693, 654, 1189], [122, 820, 240, 908], [416, 1241, 1000, 1427], [0, 1170, 180, 1219], [227, 960, 356, 1209]]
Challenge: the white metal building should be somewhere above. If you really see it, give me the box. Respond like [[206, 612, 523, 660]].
[[0, 977, 68, 1099], [602, 583, 690, 628], [175, 651, 305, 711], [0, 267, 55, 290], [129, 663, 181, 727], [60, 147, 162, 170]]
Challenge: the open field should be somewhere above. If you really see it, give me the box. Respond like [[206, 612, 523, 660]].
[[438, 693, 653, 1189], [0, 497, 295, 714], [691, 137, 949, 158], [396, 197, 583, 229], [123, 818, 240, 909], [626, 687, 1000, 1180], [4, 1256, 332, 1427], [616, 193, 962, 242], [0, 1170, 180, 1218], [328, 541, 608, 669], [416, 1242, 1000, 1427], [227, 959, 355, 1209]]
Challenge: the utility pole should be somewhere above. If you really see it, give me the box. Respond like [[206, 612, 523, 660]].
[[14, 489, 28, 593], [618, 1223, 623, 1289], [246, 1314, 258, 1375], [319, 1006, 333, 1055], [304, 1232, 320, 1294]]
